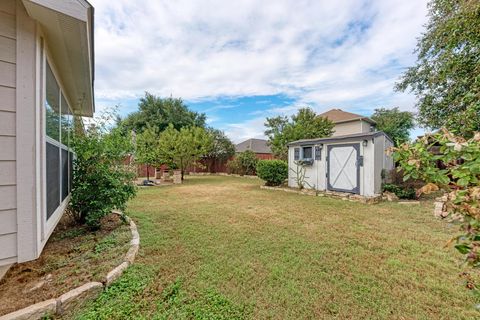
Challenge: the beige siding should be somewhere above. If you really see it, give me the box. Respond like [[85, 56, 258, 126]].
[[0, 86, 15, 111], [0, 0, 16, 15], [0, 161, 16, 185], [360, 120, 373, 133], [332, 120, 373, 137], [332, 121, 362, 136], [0, 61, 15, 87], [0, 0, 16, 267], [0, 11, 15, 39], [0, 233, 17, 260], [0, 111, 15, 136], [0, 36, 15, 63], [0, 137, 15, 160], [0, 210, 16, 234], [0, 186, 16, 211]]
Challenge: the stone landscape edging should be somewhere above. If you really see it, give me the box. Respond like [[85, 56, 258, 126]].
[[189, 172, 259, 179], [0, 212, 140, 320], [260, 185, 383, 204], [433, 194, 449, 218]]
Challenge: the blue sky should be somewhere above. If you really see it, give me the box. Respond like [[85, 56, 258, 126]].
[[90, 0, 429, 142]]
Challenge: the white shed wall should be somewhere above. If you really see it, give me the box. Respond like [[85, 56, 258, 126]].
[[288, 133, 391, 197]]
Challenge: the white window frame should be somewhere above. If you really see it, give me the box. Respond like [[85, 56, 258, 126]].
[[40, 38, 75, 247], [301, 146, 313, 160]]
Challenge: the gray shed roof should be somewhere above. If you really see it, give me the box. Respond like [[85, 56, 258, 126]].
[[236, 138, 272, 154], [288, 131, 393, 146]]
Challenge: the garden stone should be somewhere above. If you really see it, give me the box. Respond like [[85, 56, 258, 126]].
[[125, 244, 139, 264], [105, 262, 129, 287], [383, 191, 399, 202], [0, 299, 57, 320], [56, 282, 103, 315]]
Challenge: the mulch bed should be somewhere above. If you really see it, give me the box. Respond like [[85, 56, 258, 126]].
[[0, 212, 131, 316]]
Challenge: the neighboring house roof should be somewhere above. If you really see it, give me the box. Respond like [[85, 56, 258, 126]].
[[236, 138, 272, 154], [287, 131, 393, 146], [23, 0, 95, 116], [319, 109, 376, 125]]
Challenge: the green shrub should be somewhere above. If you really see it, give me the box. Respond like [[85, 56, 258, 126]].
[[226, 158, 241, 174], [256, 160, 288, 186], [70, 110, 137, 229], [226, 151, 258, 175], [382, 183, 416, 200]]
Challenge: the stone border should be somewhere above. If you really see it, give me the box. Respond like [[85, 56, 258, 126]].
[[189, 172, 259, 179], [433, 194, 449, 218], [260, 185, 383, 204], [0, 213, 140, 320]]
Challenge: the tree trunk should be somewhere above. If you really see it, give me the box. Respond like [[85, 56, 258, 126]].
[[180, 159, 184, 180], [146, 164, 150, 181]]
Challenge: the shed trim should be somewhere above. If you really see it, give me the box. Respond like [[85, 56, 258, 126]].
[[288, 131, 393, 146]]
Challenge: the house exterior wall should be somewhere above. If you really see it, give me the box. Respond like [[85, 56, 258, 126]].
[[332, 120, 372, 137], [0, 0, 18, 266], [1, 0, 94, 270]]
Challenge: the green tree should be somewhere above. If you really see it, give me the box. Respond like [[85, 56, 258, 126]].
[[135, 126, 160, 181], [204, 128, 235, 172], [158, 125, 213, 180], [265, 107, 334, 160], [120, 92, 206, 134], [395, 0, 480, 137], [371, 107, 415, 146]]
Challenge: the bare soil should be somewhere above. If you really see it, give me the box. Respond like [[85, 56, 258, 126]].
[[0, 212, 131, 316]]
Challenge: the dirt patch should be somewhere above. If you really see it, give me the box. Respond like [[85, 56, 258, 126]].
[[0, 212, 131, 316]]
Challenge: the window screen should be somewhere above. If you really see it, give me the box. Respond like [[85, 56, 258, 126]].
[[315, 146, 321, 160], [69, 151, 73, 193], [302, 146, 313, 159], [46, 142, 60, 219], [46, 64, 60, 141], [61, 149, 69, 201], [60, 94, 71, 146], [294, 147, 300, 160], [45, 61, 74, 221]]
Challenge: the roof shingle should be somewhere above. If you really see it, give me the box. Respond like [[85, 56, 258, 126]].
[[318, 109, 375, 124], [235, 138, 272, 154]]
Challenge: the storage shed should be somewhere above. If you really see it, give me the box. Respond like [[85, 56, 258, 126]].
[[287, 132, 394, 196]]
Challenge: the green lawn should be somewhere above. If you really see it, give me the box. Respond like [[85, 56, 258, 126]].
[[74, 176, 478, 319]]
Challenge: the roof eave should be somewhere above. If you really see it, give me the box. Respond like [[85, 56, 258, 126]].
[[333, 117, 376, 125], [288, 131, 389, 146], [22, 0, 95, 117]]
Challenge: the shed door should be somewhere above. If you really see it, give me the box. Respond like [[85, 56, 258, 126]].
[[327, 144, 360, 194]]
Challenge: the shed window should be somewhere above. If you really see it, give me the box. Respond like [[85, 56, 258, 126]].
[[302, 146, 313, 159], [294, 147, 300, 160], [315, 146, 321, 160], [45, 61, 74, 221]]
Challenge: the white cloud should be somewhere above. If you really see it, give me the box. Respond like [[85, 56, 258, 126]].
[[89, 0, 428, 140]]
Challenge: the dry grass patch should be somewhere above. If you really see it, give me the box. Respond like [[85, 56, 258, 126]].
[[0, 213, 131, 316]]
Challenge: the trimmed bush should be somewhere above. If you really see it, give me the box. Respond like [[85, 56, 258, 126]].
[[256, 160, 288, 186]]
